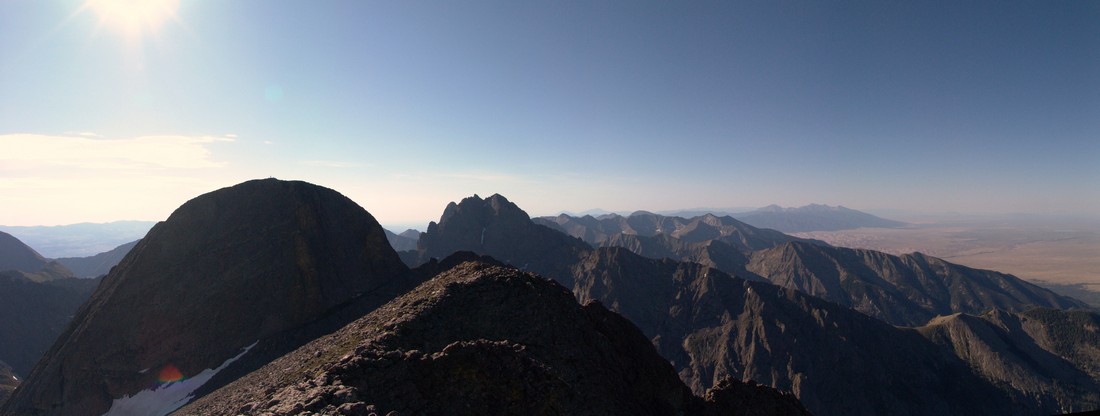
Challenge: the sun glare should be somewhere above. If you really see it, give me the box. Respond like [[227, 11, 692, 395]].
[[84, 0, 180, 37]]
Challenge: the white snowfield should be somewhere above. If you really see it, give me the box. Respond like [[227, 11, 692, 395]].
[[102, 341, 258, 416]]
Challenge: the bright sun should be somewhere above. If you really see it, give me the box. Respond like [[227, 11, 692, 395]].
[[83, 0, 180, 37]]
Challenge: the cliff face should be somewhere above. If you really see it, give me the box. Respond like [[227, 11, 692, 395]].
[[179, 260, 809, 416], [569, 247, 1027, 416], [919, 308, 1100, 412], [2, 179, 409, 416]]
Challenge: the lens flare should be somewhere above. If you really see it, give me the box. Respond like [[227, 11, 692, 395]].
[[83, 0, 180, 37], [156, 364, 184, 383]]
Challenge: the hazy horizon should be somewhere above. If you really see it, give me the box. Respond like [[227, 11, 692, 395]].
[[3, 1, 1097, 226]]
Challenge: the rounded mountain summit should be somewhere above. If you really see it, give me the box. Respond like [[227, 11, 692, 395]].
[[3, 179, 409, 416]]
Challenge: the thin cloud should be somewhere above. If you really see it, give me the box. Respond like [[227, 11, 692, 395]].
[[298, 160, 366, 168], [0, 133, 232, 171]]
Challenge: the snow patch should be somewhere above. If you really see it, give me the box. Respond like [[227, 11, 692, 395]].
[[102, 341, 258, 416]]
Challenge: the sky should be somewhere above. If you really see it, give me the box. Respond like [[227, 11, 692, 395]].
[[1, 0, 1098, 229]]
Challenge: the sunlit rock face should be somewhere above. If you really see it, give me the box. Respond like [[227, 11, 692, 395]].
[[2, 179, 409, 416]]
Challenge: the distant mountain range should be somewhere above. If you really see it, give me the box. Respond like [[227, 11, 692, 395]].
[[548, 203, 906, 234], [735, 204, 907, 232], [1, 181, 1097, 415], [0, 221, 154, 258]]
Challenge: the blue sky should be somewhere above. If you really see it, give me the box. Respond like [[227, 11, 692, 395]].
[[1, 0, 1097, 227]]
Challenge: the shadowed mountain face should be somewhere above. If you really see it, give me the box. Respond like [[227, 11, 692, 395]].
[[919, 308, 1100, 412], [735, 204, 907, 232], [0, 232, 74, 282], [2, 179, 409, 416], [0, 361, 16, 405], [0, 232, 48, 273], [178, 261, 809, 416], [383, 229, 418, 252], [747, 242, 1087, 326], [0, 273, 99, 379], [569, 247, 1030, 416], [55, 240, 138, 278], [534, 212, 820, 252]]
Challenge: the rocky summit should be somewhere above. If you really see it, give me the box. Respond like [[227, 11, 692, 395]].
[[1, 179, 409, 416], [178, 260, 809, 416]]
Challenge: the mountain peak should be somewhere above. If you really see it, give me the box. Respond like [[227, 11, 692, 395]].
[[3, 179, 409, 416]]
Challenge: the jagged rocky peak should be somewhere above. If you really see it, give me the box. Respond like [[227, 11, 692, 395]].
[[179, 259, 809, 415], [415, 193, 589, 274], [2, 178, 409, 416]]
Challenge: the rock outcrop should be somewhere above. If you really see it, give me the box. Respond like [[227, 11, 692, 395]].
[[414, 194, 590, 284]]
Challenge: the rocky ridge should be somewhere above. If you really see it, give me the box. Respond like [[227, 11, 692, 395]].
[[534, 211, 819, 251], [746, 242, 1086, 326], [55, 240, 139, 278], [179, 261, 809, 416], [0, 232, 74, 282]]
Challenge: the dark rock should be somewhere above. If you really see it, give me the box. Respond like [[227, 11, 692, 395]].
[[0, 273, 98, 377], [179, 261, 805, 415], [2, 179, 409, 416]]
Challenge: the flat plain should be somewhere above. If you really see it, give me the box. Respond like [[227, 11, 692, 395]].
[[792, 215, 1100, 306]]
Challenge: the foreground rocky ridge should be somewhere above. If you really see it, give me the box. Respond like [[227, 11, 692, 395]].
[[180, 260, 809, 415]]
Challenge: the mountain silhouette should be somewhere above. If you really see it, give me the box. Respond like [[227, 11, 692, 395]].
[[735, 204, 906, 232], [2, 179, 409, 416], [0, 232, 74, 282], [55, 240, 138, 278], [535, 212, 820, 251]]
